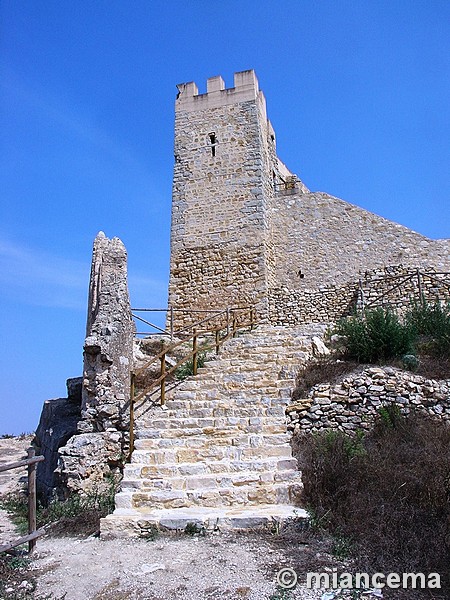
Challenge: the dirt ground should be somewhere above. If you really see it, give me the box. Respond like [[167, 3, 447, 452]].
[[0, 437, 340, 600]]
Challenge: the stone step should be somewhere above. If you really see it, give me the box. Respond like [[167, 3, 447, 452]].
[[130, 442, 294, 465], [101, 325, 330, 538], [115, 481, 302, 510], [134, 421, 288, 440], [161, 396, 291, 411], [136, 414, 288, 432], [101, 504, 309, 537], [122, 457, 298, 480], [134, 432, 290, 450], [137, 404, 287, 421], [121, 468, 300, 494]]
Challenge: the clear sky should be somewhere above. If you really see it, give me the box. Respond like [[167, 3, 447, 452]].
[[1, 1, 449, 434]]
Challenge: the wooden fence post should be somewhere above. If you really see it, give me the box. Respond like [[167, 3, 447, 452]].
[[417, 269, 424, 305], [160, 353, 166, 405], [192, 331, 198, 376], [215, 328, 220, 355], [27, 447, 37, 554], [129, 374, 135, 458]]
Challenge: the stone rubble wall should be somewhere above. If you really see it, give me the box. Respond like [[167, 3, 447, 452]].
[[287, 366, 450, 435], [168, 243, 269, 327], [269, 265, 450, 325], [269, 281, 358, 325], [57, 232, 134, 494], [359, 265, 450, 313]]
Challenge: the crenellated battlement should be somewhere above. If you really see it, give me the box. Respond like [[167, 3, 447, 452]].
[[175, 69, 262, 112]]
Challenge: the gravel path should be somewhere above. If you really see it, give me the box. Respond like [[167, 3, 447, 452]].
[[32, 533, 322, 600], [1, 437, 324, 600]]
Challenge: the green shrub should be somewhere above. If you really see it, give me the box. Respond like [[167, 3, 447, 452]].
[[377, 403, 402, 429], [406, 300, 450, 356], [334, 307, 416, 363], [175, 351, 206, 380]]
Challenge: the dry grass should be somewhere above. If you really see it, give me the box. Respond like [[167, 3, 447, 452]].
[[294, 413, 450, 598]]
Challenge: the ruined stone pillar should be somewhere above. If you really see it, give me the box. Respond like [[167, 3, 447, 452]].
[[57, 232, 134, 493], [80, 231, 134, 433]]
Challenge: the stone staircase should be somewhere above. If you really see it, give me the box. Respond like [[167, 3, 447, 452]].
[[101, 324, 327, 537]]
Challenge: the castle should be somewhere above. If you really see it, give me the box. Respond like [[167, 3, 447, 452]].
[[34, 70, 450, 532], [169, 70, 450, 324]]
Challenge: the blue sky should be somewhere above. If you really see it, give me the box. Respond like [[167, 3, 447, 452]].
[[1, 0, 449, 434]]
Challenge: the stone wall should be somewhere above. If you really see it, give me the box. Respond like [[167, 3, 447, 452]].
[[359, 265, 450, 312], [287, 366, 450, 435], [269, 265, 450, 326], [270, 191, 450, 290], [168, 71, 308, 326], [57, 232, 134, 494], [167, 70, 450, 327], [169, 72, 271, 324], [269, 282, 358, 325]]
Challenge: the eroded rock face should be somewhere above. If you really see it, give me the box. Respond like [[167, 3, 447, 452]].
[[34, 377, 82, 500], [57, 232, 134, 494]]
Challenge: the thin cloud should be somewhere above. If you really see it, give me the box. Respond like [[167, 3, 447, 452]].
[[1, 68, 153, 182], [0, 238, 89, 310], [0, 238, 168, 311]]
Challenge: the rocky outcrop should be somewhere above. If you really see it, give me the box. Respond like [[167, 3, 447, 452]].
[[34, 377, 82, 501]]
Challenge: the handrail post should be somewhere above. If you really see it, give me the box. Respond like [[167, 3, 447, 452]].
[[215, 328, 220, 355], [417, 268, 424, 305], [193, 330, 198, 376], [170, 306, 174, 341], [27, 447, 37, 554], [129, 373, 135, 459], [226, 308, 230, 337], [232, 312, 237, 338], [358, 278, 365, 314], [250, 307, 254, 331], [160, 353, 166, 405]]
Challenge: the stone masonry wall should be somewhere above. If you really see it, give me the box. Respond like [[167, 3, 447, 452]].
[[270, 191, 450, 290], [287, 366, 450, 435], [167, 71, 450, 329], [269, 265, 450, 325], [57, 232, 134, 494], [168, 72, 276, 324]]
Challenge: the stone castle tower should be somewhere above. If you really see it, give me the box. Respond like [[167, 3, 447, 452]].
[[168, 70, 306, 321], [168, 70, 450, 324]]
